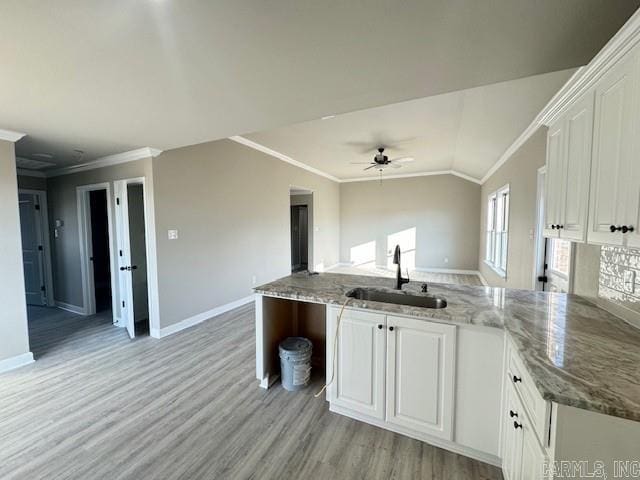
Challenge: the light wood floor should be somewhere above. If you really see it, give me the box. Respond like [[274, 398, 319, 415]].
[[330, 265, 483, 286], [0, 304, 502, 480]]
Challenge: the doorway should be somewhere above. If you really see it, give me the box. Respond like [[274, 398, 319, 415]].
[[18, 190, 54, 306], [290, 188, 313, 273], [114, 179, 150, 338], [90, 190, 112, 312]]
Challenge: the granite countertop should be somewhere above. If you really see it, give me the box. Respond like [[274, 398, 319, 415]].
[[255, 272, 640, 423]]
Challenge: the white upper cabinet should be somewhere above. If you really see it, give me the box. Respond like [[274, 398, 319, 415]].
[[329, 308, 386, 420], [385, 315, 455, 441], [544, 92, 594, 242], [588, 48, 640, 245]]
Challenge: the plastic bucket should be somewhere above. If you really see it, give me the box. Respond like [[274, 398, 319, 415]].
[[279, 337, 313, 391]]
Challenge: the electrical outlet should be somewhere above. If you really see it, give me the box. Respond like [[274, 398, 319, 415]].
[[168, 229, 179, 240], [252, 276, 257, 285], [623, 269, 636, 294]]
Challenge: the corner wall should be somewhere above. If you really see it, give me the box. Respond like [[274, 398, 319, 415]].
[[479, 128, 547, 289], [152, 139, 340, 329], [0, 140, 31, 366]]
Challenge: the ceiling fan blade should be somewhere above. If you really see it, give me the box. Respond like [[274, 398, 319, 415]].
[[350, 162, 373, 164], [391, 157, 414, 163], [390, 163, 402, 168], [364, 164, 378, 171]]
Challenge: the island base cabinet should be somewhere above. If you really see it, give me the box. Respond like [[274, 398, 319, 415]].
[[385, 315, 455, 441]]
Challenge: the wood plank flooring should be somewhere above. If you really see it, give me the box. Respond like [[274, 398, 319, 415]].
[[0, 304, 502, 480], [329, 266, 484, 286]]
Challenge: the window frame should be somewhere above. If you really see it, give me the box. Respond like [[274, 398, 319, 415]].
[[484, 184, 510, 278]]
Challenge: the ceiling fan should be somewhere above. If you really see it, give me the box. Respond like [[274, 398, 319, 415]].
[[351, 147, 414, 171]]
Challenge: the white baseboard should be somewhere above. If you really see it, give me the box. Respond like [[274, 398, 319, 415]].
[[0, 352, 35, 374], [476, 271, 490, 286], [151, 294, 255, 339], [325, 262, 351, 271], [55, 301, 87, 315]]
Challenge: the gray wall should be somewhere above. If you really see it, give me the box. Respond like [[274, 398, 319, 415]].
[[339, 175, 481, 270], [153, 139, 340, 329], [0, 141, 31, 362], [17, 174, 47, 191], [479, 128, 546, 289], [47, 159, 154, 317]]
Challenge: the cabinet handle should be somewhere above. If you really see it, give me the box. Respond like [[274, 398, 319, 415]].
[[610, 225, 617, 232], [622, 225, 635, 234], [513, 421, 523, 430], [551, 224, 556, 230], [559, 224, 564, 229], [610, 225, 624, 232], [377, 324, 383, 330], [512, 375, 522, 384], [389, 326, 394, 332], [509, 410, 518, 418]]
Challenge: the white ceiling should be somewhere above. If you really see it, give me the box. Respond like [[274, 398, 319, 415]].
[[1, 1, 638, 169], [244, 69, 575, 181]]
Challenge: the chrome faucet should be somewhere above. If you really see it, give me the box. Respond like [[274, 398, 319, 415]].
[[392, 244, 410, 290]]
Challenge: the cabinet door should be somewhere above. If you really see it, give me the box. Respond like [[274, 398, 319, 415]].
[[589, 51, 639, 245], [520, 423, 548, 480], [385, 316, 455, 440], [328, 308, 386, 420], [502, 384, 523, 480], [560, 92, 594, 242], [544, 122, 564, 238]]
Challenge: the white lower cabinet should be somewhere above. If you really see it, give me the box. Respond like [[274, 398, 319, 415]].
[[329, 308, 386, 419], [385, 315, 455, 440], [327, 307, 456, 441]]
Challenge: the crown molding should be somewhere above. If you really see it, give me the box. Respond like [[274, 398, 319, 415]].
[[0, 128, 26, 142], [16, 168, 46, 178], [229, 136, 341, 183], [341, 169, 482, 184], [482, 9, 640, 185], [46, 147, 162, 178]]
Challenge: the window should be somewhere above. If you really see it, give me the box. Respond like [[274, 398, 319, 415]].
[[485, 185, 510, 277], [548, 238, 571, 278]]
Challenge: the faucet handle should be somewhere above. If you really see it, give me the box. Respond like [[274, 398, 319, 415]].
[[421, 283, 428, 293], [405, 268, 410, 283]]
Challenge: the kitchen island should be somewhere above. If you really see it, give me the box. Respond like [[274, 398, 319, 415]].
[[254, 272, 640, 475]]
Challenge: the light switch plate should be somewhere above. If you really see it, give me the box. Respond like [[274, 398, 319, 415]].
[[623, 269, 636, 293], [168, 229, 179, 240]]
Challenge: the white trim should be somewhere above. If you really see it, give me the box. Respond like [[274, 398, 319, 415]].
[[412, 266, 482, 275], [76, 183, 117, 319], [325, 262, 351, 271], [329, 404, 500, 467], [476, 271, 489, 287], [150, 294, 255, 339], [341, 169, 482, 184], [230, 136, 341, 182], [19, 188, 55, 306], [532, 166, 547, 291], [0, 352, 34, 374], [55, 301, 87, 315], [46, 147, 162, 178], [0, 128, 26, 142], [484, 259, 507, 279], [16, 168, 46, 178]]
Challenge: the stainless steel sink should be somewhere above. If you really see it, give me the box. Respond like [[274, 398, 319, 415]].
[[346, 287, 447, 309]]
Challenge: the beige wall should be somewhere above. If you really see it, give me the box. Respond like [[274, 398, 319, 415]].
[[0, 140, 31, 363], [340, 175, 481, 270], [152, 139, 340, 329], [47, 159, 154, 317], [479, 128, 546, 289]]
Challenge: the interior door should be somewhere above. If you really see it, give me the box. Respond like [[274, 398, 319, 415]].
[[115, 181, 135, 339], [329, 308, 385, 420], [561, 92, 594, 242], [19, 193, 46, 306], [385, 315, 455, 440]]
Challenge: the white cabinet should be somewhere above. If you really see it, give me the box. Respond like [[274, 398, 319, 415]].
[[327, 307, 456, 441], [385, 315, 455, 441], [520, 422, 548, 480], [329, 308, 386, 420], [588, 49, 640, 245], [544, 92, 594, 242]]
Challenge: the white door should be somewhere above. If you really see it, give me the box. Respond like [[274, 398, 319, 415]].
[[544, 122, 564, 238], [589, 50, 639, 245], [114, 181, 135, 339], [19, 193, 46, 306], [502, 385, 524, 480], [385, 315, 455, 440], [560, 92, 594, 242], [329, 308, 386, 420]]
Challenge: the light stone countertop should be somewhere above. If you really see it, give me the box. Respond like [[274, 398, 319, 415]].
[[255, 272, 640, 423]]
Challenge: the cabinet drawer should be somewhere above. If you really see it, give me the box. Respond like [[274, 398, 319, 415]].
[[506, 340, 550, 447]]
